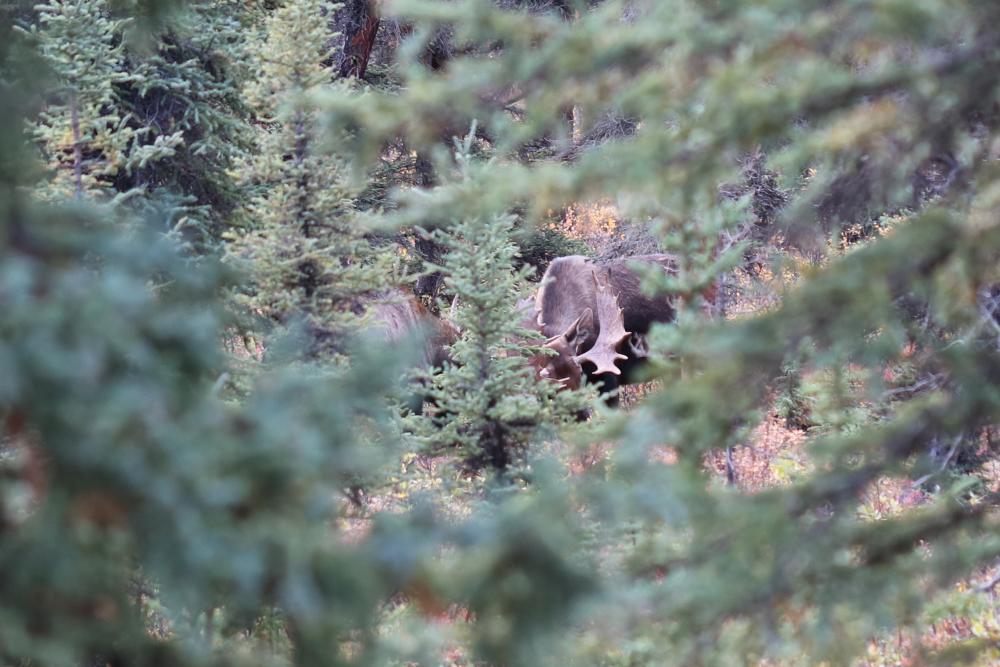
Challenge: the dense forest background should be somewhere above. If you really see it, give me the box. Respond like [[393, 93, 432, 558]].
[[3, 0, 1000, 664]]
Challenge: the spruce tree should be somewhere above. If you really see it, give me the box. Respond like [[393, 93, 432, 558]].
[[21, 0, 250, 242], [227, 0, 392, 359], [405, 127, 589, 475], [1, 18, 432, 666], [411, 214, 588, 473], [22, 0, 137, 200], [113, 0, 255, 244]]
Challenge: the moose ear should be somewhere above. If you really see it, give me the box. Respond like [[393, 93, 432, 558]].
[[563, 308, 594, 351]]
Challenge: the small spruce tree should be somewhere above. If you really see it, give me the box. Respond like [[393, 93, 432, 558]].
[[22, 0, 136, 199], [408, 128, 589, 475], [227, 0, 392, 358], [113, 0, 255, 245], [21, 0, 242, 239]]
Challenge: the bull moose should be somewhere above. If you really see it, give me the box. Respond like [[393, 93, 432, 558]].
[[369, 254, 694, 407], [524, 254, 688, 398]]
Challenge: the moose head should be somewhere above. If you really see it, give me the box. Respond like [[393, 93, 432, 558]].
[[375, 254, 685, 407], [529, 272, 632, 390], [521, 254, 684, 398]]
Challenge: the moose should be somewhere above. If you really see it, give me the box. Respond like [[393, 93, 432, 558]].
[[524, 254, 689, 398], [366, 289, 460, 370], [369, 253, 694, 407], [363, 289, 460, 413]]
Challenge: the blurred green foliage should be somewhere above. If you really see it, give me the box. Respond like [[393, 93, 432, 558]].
[[3, 0, 1000, 665]]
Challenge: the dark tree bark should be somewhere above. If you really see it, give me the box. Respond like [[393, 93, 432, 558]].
[[413, 153, 444, 302], [338, 0, 381, 79], [411, 33, 452, 304], [413, 239, 443, 301]]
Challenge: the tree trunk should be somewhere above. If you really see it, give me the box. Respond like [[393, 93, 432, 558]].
[[338, 0, 381, 80], [413, 154, 444, 302], [410, 30, 454, 303], [69, 90, 83, 199]]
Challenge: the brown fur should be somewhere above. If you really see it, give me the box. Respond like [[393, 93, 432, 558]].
[[595, 254, 679, 334], [536, 255, 678, 343], [367, 290, 458, 369], [528, 254, 681, 392]]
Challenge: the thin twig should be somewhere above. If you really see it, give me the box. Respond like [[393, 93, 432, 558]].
[[69, 90, 83, 199], [975, 557, 1000, 592], [910, 434, 961, 489]]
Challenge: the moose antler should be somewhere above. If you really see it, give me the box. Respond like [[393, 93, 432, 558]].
[[627, 333, 649, 359], [574, 272, 630, 375]]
